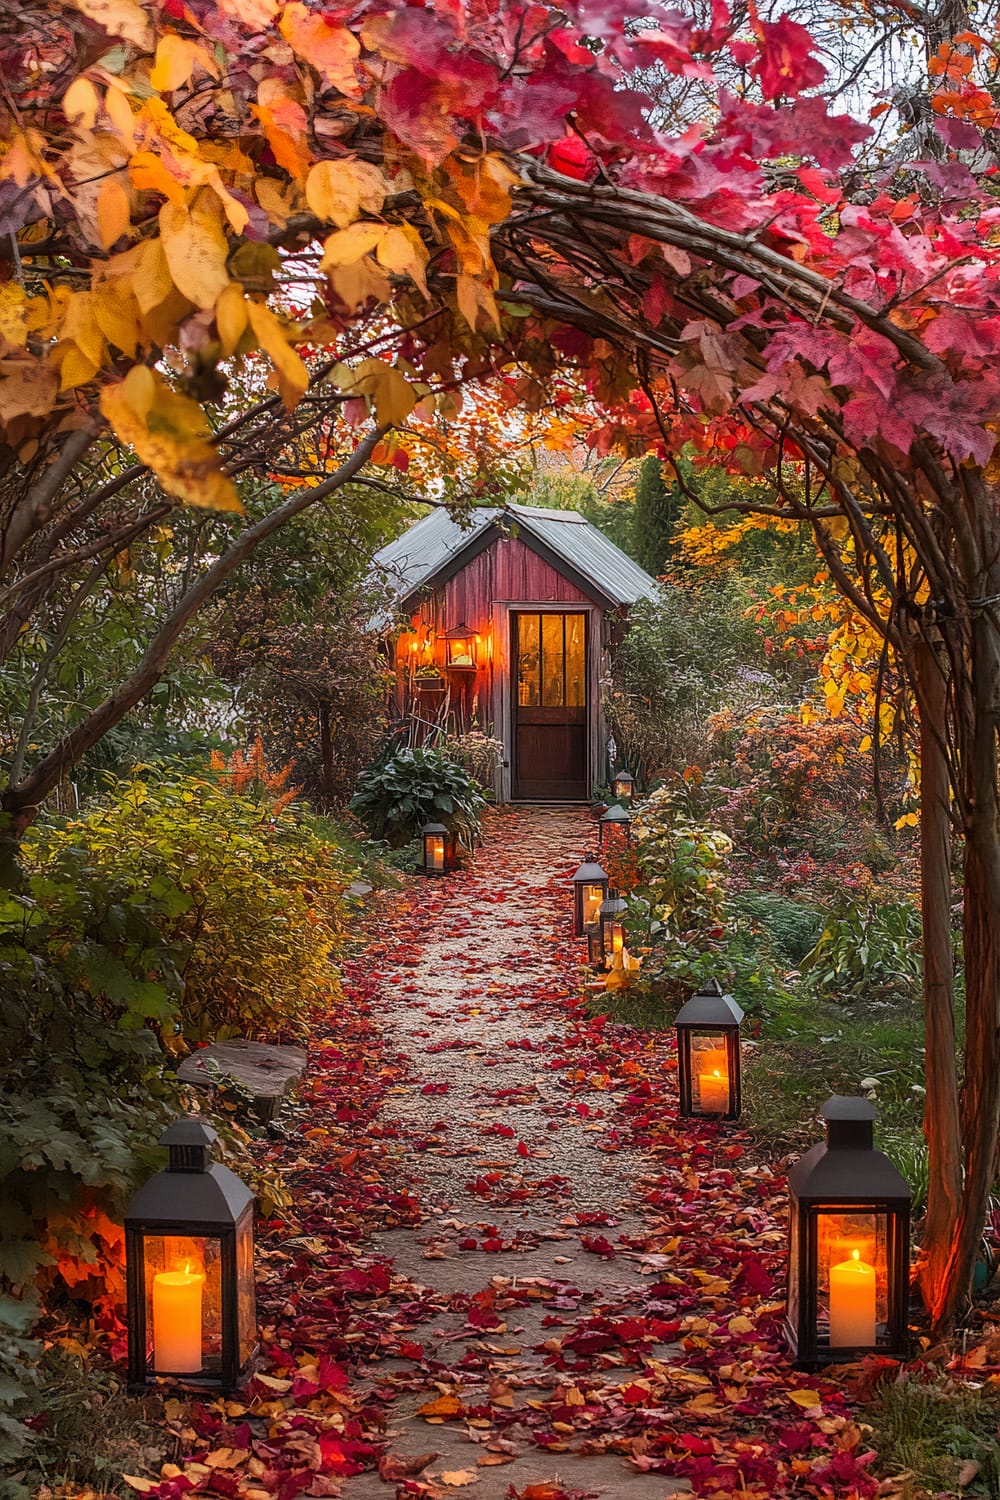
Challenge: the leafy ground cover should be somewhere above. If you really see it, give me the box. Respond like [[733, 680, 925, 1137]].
[[30, 804, 953, 1500]]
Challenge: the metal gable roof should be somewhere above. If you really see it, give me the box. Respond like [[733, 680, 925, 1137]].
[[373, 503, 660, 608]]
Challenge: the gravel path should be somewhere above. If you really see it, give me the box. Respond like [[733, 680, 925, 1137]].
[[341, 807, 691, 1499]]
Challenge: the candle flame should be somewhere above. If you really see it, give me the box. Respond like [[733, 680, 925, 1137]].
[[713, 1070, 722, 1080], [851, 1248, 860, 1263]]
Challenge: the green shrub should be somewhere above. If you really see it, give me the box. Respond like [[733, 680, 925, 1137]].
[[0, 771, 357, 1318], [801, 896, 922, 1000], [0, 1294, 41, 1485], [40, 773, 352, 1042], [731, 890, 825, 966], [631, 784, 731, 935], [350, 745, 487, 849]]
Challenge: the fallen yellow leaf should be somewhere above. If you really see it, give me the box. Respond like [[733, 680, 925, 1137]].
[[788, 1389, 823, 1408]]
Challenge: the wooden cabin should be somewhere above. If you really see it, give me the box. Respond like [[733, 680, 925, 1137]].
[[374, 503, 659, 802]]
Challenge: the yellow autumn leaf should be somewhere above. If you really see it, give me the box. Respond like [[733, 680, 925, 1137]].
[[96, 176, 131, 250], [100, 368, 241, 513], [62, 76, 100, 130], [72, 0, 152, 48], [894, 811, 919, 829], [440, 1472, 478, 1488], [416, 1393, 463, 1418], [159, 196, 230, 310], [0, 363, 59, 419], [376, 224, 429, 297], [91, 279, 140, 357], [215, 282, 248, 357], [150, 32, 219, 92], [0, 285, 28, 347], [320, 221, 386, 270], [245, 299, 308, 407], [130, 239, 176, 316], [332, 357, 416, 426], [305, 159, 386, 229], [788, 1389, 822, 1408], [129, 150, 187, 206], [121, 1478, 158, 1494], [456, 273, 500, 333]]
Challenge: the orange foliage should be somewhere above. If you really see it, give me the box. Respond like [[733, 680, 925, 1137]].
[[209, 735, 301, 814]]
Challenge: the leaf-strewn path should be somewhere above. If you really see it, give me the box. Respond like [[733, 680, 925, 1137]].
[[155, 808, 878, 1500]]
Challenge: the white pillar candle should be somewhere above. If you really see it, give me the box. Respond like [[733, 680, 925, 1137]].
[[153, 1269, 204, 1372], [828, 1249, 876, 1347], [698, 1069, 729, 1113]]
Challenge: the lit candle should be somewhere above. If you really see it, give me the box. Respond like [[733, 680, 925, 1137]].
[[611, 924, 624, 957], [428, 836, 444, 872], [698, 1069, 729, 1113], [153, 1267, 204, 1373], [828, 1248, 876, 1347]]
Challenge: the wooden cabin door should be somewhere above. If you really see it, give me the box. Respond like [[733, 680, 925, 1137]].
[[511, 612, 588, 799]]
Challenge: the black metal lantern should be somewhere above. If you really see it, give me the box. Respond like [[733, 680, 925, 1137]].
[[420, 821, 456, 875], [444, 621, 477, 670], [612, 769, 636, 801], [598, 888, 628, 970], [675, 978, 744, 1121], [571, 854, 609, 937], [786, 1096, 911, 1368], [125, 1118, 256, 1393], [598, 803, 632, 849]]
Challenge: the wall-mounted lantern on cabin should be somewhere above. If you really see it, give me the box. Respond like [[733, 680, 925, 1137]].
[[612, 769, 636, 802], [598, 803, 633, 850], [571, 853, 609, 938], [444, 621, 478, 671], [419, 821, 457, 875], [675, 979, 744, 1121], [125, 1118, 257, 1394], [598, 888, 629, 970], [785, 1096, 911, 1368]]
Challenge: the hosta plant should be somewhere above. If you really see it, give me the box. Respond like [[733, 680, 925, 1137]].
[[350, 747, 487, 849]]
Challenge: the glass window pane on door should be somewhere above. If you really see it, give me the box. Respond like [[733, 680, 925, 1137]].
[[517, 614, 540, 706], [541, 614, 565, 706], [565, 614, 585, 707]]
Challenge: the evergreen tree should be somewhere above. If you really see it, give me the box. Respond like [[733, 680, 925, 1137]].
[[632, 455, 683, 576]]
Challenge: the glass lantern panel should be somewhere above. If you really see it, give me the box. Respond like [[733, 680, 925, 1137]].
[[581, 882, 604, 928], [425, 836, 445, 872], [690, 1031, 731, 1114], [786, 1210, 801, 1334], [815, 1209, 889, 1348], [603, 918, 625, 967], [142, 1234, 223, 1375], [236, 1220, 257, 1368], [448, 638, 474, 668]]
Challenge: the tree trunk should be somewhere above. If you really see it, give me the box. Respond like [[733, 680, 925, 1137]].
[[913, 636, 964, 1320], [926, 609, 1000, 1333], [319, 701, 334, 802]]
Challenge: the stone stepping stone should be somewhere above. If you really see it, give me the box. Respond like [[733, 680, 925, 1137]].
[[177, 1038, 307, 1122]]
